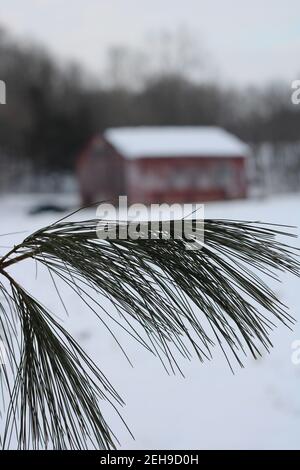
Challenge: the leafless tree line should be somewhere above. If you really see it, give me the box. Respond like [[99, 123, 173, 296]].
[[0, 25, 299, 192]]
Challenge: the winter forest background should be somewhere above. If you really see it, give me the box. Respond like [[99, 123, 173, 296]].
[[0, 24, 300, 195]]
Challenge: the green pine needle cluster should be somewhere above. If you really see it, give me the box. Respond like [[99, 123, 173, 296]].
[[0, 217, 299, 449]]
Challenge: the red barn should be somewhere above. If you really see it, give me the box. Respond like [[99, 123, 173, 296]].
[[77, 126, 249, 205]]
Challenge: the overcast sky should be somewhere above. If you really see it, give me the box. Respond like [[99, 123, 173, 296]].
[[0, 0, 299, 86]]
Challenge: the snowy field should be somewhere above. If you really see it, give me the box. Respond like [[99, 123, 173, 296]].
[[1, 193, 300, 450]]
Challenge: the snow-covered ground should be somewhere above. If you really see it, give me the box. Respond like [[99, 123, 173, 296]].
[[1, 193, 300, 449]]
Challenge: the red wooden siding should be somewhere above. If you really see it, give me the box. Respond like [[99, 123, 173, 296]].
[[126, 156, 247, 204], [77, 136, 125, 205]]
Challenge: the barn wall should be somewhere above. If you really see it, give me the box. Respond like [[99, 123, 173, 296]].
[[126, 156, 247, 204], [77, 136, 126, 205]]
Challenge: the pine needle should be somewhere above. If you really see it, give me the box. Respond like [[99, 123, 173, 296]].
[[0, 217, 299, 449]]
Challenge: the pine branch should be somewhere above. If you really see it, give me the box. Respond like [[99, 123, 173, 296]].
[[0, 269, 123, 450], [0, 217, 299, 449]]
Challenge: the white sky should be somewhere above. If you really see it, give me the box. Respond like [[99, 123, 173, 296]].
[[0, 0, 299, 86]]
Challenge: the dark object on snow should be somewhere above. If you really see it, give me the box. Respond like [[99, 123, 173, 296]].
[[29, 204, 69, 215]]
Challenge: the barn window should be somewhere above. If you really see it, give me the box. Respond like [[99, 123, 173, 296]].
[[171, 170, 189, 190], [212, 163, 233, 188], [195, 167, 213, 189]]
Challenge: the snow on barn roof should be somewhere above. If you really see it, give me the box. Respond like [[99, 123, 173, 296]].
[[104, 126, 249, 159]]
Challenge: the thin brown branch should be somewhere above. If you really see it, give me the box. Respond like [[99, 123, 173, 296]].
[[0, 251, 35, 270]]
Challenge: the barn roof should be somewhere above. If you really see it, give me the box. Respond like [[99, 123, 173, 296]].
[[104, 126, 249, 159]]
